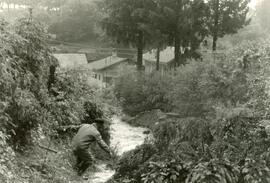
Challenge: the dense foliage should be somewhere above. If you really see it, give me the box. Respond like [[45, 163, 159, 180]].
[[0, 16, 56, 147], [101, 0, 157, 69], [207, 0, 250, 50], [111, 39, 270, 182], [102, 0, 250, 68], [114, 71, 171, 116]]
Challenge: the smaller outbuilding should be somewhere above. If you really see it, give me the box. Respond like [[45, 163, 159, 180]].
[[143, 47, 175, 75], [87, 53, 131, 85]]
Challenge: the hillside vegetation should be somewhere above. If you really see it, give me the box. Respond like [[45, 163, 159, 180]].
[[0, 16, 113, 182]]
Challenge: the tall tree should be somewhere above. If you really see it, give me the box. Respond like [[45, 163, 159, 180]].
[[147, 3, 168, 71], [147, 30, 168, 71], [207, 0, 250, 51], [157, 0, 208, 65], [101, 0, 156, 70]]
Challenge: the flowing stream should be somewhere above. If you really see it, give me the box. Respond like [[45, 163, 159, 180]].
[[89, 116, 149, 183]]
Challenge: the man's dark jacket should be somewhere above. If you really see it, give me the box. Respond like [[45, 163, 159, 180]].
[[72, 124, 110, 153]]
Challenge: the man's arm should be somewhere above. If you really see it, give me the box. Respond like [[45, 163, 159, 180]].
[[94, 133, 111, 154], [59, 124, 82, 132]]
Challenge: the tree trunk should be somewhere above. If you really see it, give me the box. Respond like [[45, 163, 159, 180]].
[[174, 33, 181, 67], [212, 0, 220, 51], [47, 65, 56, 91], [137, 31, 144, 70], [156, 46, 160, 71], [212, 34, 218, 51]]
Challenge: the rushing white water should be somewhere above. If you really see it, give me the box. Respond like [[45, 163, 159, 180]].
[[89, 116, 149, 183], [88, 163, 115, 183]]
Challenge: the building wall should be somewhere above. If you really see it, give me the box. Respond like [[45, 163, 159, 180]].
[[93, 60, 132, 84]]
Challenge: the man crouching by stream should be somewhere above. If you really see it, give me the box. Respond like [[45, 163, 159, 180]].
[[72, 118, 112, 177]]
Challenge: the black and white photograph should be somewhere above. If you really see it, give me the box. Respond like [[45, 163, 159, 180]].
[[1, 0, 270, 182]]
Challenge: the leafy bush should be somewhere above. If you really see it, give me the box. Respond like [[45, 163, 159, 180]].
[[112, 143, 157, 182], [114, 70, 172, 116], [83, 101, 104, 123], [186, 159, 239, 183], [169, 61, 209, 117], [141, 158, 189, 183], [46, 72, 94, 127], [239, 158, 270, 183], [0, 131, 16, 182], [0, 16, 57, 147], [169, 55, 256, 118], [6, 89, 43, 146]]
